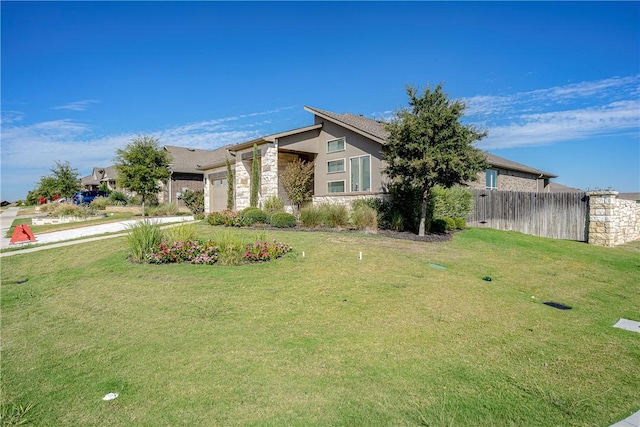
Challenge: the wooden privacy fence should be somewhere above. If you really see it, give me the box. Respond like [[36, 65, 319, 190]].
[[468, 190, 589, 241]]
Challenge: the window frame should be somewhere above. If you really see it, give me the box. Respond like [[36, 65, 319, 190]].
[[349, 154, 371, 192], [327, 180, 346, 194], [486, 169, 498, 190], [326, 137, 346, 153], [327, 158, 346, 174]]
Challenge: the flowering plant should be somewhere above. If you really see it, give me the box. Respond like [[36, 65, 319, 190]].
[[243, 240, 292, 262], [147, 240, 219, 265]]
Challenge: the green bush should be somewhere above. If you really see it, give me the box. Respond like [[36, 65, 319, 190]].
[[49, 203, 96, 218], [215, 232, 245, 266], [454, 218, 466, 229], [240, 207, 268, 225], [430, 185, 474, 220], [109, 191, 128, 206], [319, 204, 349, 228], [351, 198, 382, 212], [299, 205, 323, 228], [207, 212, 226, 226], [125, 220, 164, 263], [183, 189, 204, 216], [263, 195, 284, 213], [270, 212, 297, 228], [130, 193, 159, 206], [430, 219, 447, 234], [350, 205, 378, 230], [443, 217, 456, 231], [90, 196, 110, 210]]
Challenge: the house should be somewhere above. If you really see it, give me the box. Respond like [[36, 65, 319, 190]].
[[80, 166, 118, 191], [161, 145, 229, 205], [199, 106, 561, 214]]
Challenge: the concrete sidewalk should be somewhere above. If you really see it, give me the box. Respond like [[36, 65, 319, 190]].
[[1, 210, 194, 253]]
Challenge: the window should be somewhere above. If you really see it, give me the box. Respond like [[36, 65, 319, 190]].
[[327, 159, 345, 173], [214, 179, 227, 187], [350, 155, 371, 192], [486, 169, 498, 190], [327, 137, 345, 153], [328, 180, 345, 193]]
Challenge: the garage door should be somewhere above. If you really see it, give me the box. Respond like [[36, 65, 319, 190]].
[[211, 178, 229, 212]]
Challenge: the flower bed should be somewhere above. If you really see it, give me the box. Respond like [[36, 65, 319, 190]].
[[147, 239, 292, 265]]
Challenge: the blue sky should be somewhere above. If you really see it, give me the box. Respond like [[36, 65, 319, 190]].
[[1, 1, 638, 201]]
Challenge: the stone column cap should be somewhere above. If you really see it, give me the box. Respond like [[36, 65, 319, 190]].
[[587, 190, 619, 196]]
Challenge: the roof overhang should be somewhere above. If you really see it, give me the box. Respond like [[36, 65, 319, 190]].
[[304, 106, 386, 144]]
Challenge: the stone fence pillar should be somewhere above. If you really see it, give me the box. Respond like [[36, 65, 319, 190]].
[[587, 191, 640, 247]]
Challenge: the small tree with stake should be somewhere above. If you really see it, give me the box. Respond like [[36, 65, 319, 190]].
[[281, 158, 314, 213], [382, 83, 487, 236], [115, 136, 172, 217]]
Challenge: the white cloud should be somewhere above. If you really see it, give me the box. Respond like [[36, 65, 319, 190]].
[[53, 99, 100, 111], [0, 107, 294, 200], [464, 75, 640, 149]]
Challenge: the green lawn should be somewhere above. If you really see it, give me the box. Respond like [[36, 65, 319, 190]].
[[1, 226, 638, 426]]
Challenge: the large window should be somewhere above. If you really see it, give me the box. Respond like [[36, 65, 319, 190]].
[[327, 180, 345, 193], [327, 137, 345, 153], [327, 159, 345, 173], [486, 169, 498, 190], [350, 155, 371, 192]]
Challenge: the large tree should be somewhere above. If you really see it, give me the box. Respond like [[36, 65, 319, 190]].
[[114, 136, 172, 217], [382, 84, 487, 236], [51, 160, 80, 202]]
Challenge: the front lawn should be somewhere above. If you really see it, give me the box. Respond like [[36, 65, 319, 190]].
[[1, 227, 638, 426]]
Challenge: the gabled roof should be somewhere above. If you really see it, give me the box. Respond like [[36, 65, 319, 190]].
[[486, 153, 557, 179], [164, 145, 229, 174], [304, 106, 388, 143], [548, 182, 582, 193], [101, 166, 118, 181]]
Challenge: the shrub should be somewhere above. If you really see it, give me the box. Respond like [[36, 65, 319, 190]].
[[109, 191, 128, 206], [299, 205, 323, 228], [48, 203, 96, 218], [164, 223, 196, 243], [183, 189, 204, 216], [90, 196, 110, 210], [430, 219, 447, 233], [270, 212, 296, 228], [351, 205, 378, 230], [130, 193, 159, 206], [207, 211, 226, 226], [351, 198, 382, 212], [263, 195, 284, 213], [125, 220, 164, 263], [443, 217, 456, 231], [319, 203, 349, 228], [243, 240, 292, 262], [430, 185, 474, 220], [454, 218, 466, 229], [240, 207, 269, 225]]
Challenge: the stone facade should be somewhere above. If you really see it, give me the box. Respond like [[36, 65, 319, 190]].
[[312, 193, 386, 211], [467, 169, 541, 192], [260, 143, 279, 207], [588, 191, 640, 247]]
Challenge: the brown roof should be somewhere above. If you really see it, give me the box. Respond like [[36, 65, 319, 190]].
[[164, 145, 230, 174], [548, 182, 583, 193], [618, 192, 640, 201], [304, 106, 388, 143], [485, 153, 557, 179]]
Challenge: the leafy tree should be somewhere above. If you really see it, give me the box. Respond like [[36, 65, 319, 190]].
[[281, 158, 314, 212], [226, 157, 234, 210], [34, 175, 59, 201], [382, 83, 487, 236], [51, 160, 80, 201], [114, 135, 172, 217], [250, 143, 260, 208], [183, 189, 204, 216]]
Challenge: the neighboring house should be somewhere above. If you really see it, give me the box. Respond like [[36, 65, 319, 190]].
[[162, 145, 229, 206], [199, 106, 562, 214], [80, 166, 118, 191]]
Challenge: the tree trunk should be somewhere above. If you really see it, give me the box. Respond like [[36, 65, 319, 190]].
[[141, 196, 146, 218], [418, 185, 430, 237]]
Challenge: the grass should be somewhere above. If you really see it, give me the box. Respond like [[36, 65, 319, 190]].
[[1, 226, 639, 426]]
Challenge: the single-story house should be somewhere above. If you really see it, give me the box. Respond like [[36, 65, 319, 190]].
[[161, 145, 229, 205], [199, 106, 560, 214]]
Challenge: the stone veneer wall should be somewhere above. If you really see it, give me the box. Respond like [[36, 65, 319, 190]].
[[312, 193, 387, 211], [468, 169, 539, 192], [259, 143, 278, 207], [588, 191, 640, 247]]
